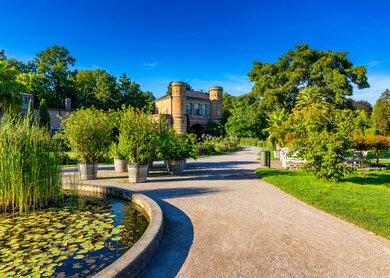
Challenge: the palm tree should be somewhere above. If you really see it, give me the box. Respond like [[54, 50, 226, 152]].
[[263, 108, 287, 157], [0, 60, 23, 113]]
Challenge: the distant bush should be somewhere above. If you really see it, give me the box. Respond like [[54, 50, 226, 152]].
[[194, 135, 240, 155], [239, 138, 267, 148]]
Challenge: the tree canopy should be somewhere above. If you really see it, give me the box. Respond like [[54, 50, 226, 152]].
[[372, 89, 390, 136], [248, 44, 369, 112], [1, 47, 156, 112]]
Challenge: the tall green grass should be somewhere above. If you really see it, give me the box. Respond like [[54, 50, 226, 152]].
[[0, 115, 62, 213]]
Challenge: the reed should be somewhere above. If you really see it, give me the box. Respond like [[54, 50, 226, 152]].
[[0, 115, 62, 213]]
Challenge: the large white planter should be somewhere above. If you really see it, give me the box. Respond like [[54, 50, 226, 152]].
[[128, 164, 148, 183], [114, 159, 128, 173], [166, 160, 186, 175], [78, 163, 98, 180]]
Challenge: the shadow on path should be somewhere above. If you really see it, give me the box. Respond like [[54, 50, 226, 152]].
[[136, 187, 221, 278]]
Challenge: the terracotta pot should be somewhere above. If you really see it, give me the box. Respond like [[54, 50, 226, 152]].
[[78, 163, 98, 180], [166, 160, 186, 175], [127, 164, 148, 183], [114, 159, 128, 173]]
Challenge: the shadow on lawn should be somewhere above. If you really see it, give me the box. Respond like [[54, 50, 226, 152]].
[[342, 172, 390, 187]]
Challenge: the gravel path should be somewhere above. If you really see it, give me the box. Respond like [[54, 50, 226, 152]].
[[65, 147, 390, 277]]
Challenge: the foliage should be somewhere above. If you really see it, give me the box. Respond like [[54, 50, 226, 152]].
[[2, 47, 156, 112], [0, 195, 148, 277], [194, 135, 240, 155], [372, 89, 390, 136], [118, 107, 160, 165], [58, 107, 112, 163], [157, 129, 196, 161], [353, 100, 373, 117], [0, 59, 23, 113], [221, 92, 236, 126], [239, 138, 267, 148], [263, 108, 287, 150], [25, 98, 35, 127], [16, 72, 49, 107], [257, 168, 390, 238], [34, 45, 76, 108], [118, 73, 155, 113], [205, 121, 223, 137], [353, 109, 372, 135], [248, 44, 369, 112], [37, 98, 51, 130], [225, 95, 267, 139], [108, 142, 126, 159], [0, 115, 62, 213], [286, 87, 355, 180], [351, 134, 390, 166]]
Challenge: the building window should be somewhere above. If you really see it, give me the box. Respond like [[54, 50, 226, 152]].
[[187, 103, 192, 115], [194, 104, 200, 116], [202, 104, 207, 116]]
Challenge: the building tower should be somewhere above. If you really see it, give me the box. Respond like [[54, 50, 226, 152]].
[[209, 86, 223, 123], [171, 82, 187, 133]]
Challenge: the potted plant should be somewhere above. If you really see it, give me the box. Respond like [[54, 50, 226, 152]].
[[109, 142, 128, 172], [58, 107, 112, 180], [158, 129, 196, 175], [118, 108, 160, 183]]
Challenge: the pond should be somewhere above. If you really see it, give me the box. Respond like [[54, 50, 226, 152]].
[[0, 192, 149, 277]]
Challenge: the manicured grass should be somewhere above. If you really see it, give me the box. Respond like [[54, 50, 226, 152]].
[[256, 168, 390, 239]]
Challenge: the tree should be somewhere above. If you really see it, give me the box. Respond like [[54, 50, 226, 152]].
[[248, 44, 369, 112], [353, 100, 373, 117], [225, 95, 267, 139], [75, 69, 119, 109], [221, 92, 236, 126], [34, 46, 76, 108], [352, 135, 390, 167], [37, 99, 51, 130], [372, 89, 390, 136], [0, 59, 23, 113], [16, 72, 49, 107], [285, 87, 355, 180], [94, 70, 119, 110]]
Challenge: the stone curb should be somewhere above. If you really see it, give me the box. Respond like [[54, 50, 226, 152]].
[[62, 184, 163, 278]]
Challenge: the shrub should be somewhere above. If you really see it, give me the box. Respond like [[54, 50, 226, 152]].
[[239, 138, 267, 148], [58, 107, 112, 164], [108, 142, 126, 160], [118, 107, 160, 165], [0, 115, 62, 213], [157, 129, 196, 161]]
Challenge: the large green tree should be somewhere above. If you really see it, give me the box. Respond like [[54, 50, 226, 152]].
[[75, 69, 119, 109], [248, 44, 369, 112], [225, 95, 267, 139], [34, 46, 76, 108], [372, 89, 390, 136]]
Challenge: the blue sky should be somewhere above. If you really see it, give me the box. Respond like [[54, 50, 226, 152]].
[[1, 0, 390, 103]]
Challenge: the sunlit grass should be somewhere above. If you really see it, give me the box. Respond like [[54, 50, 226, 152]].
[[257, 168, 390, 238]]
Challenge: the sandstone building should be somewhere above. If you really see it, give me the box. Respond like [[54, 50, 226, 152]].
[[154, 82, 223, 134]]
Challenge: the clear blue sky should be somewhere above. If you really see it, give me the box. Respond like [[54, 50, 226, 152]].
[[2, 0, 390, 103]]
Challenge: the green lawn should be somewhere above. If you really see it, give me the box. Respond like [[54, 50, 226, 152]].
[[256, 168, 390, 239]]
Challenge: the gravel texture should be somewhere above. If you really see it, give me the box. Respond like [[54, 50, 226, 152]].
[[64, 147, 390, 278]]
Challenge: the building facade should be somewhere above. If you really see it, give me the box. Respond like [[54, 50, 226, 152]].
[[154, 82, 223, 134]]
